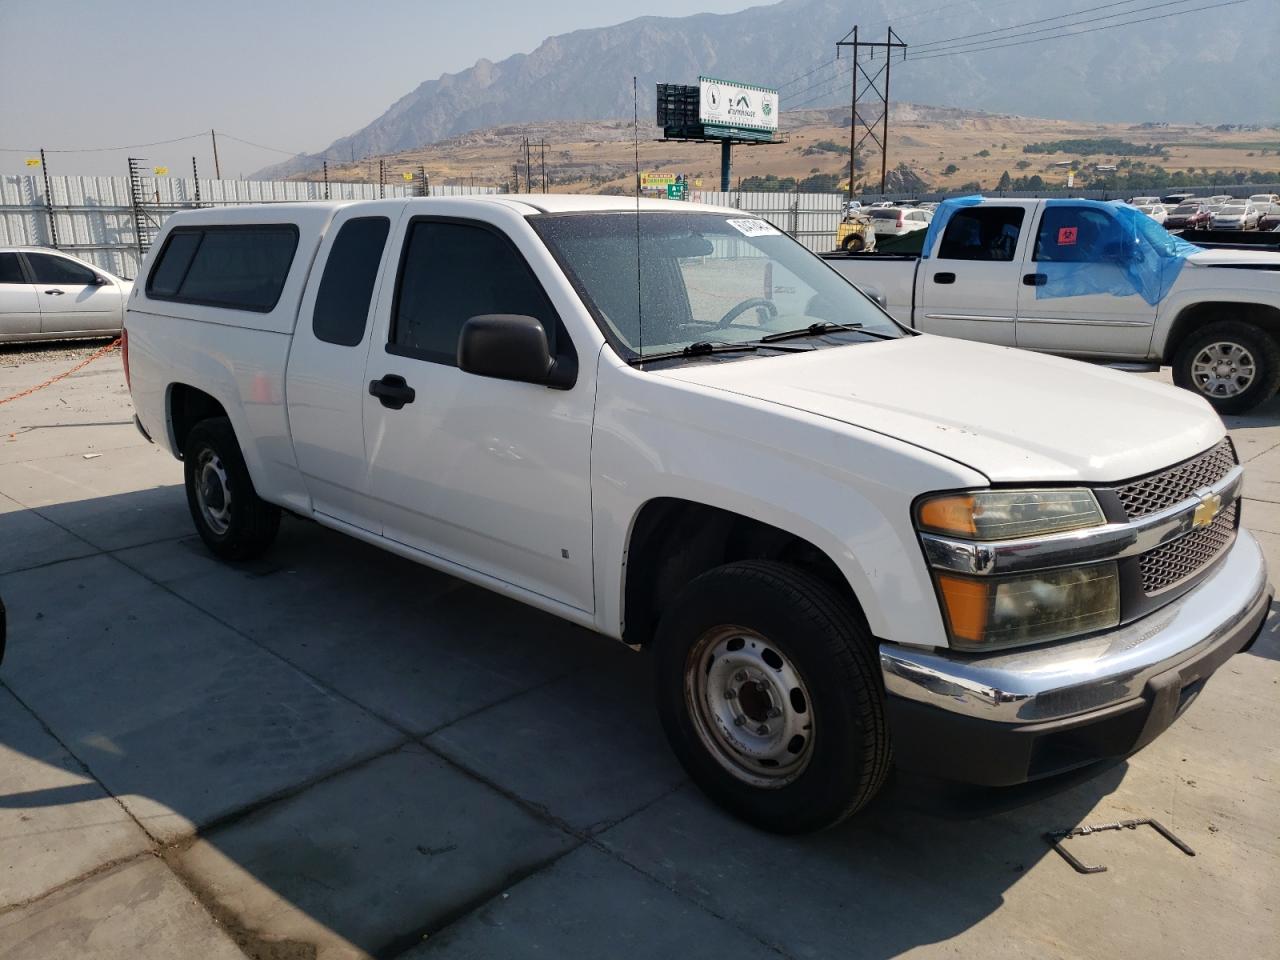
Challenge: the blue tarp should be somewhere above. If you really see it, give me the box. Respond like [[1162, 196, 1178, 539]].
[[921, 195, 1201, 306]]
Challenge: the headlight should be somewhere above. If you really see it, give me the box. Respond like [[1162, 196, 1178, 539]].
[[935, 563, 1120, 651], [917, 489, 1105, 540]]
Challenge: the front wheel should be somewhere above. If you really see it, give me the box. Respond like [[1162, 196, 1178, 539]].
[[654, 561, 891, 833], [183, 417, 281, 561], [1172, 321, 1280, 414]]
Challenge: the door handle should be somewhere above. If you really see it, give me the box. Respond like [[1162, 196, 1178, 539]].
[[368, 374, 416, 410], [1023, 273, 1047, 286], [44, 288, 65, 295], [933, 272, 956, 284]]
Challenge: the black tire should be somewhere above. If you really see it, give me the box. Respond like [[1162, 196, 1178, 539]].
[[183, 417, 281, 561], [654, 560, 890, 834], [1172, 320, 1280, 415], [841, 233, 865, 253]]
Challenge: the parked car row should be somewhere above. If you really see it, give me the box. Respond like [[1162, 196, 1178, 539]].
[[1133, 193, 1280, 232]]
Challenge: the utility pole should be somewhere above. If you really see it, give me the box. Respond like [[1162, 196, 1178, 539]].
[[210, 129, 221, 179], [836, 25, 906, 198], [524, 136, 533, 193], [322, 160, 329, 200], [512, 162, 520, 194], [541, 139, 547, 192], [39, 148, 58, 248], [378, 158, 385, 198], [192, 156, 201, 206]]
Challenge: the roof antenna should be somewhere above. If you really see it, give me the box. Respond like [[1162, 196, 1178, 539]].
[[633, 75, 644, 361]]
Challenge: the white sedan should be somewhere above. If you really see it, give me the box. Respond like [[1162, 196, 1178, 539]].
[[1212, 203, 1261, 230], [0, 248, 129, 343], [1135, 202, 1168, 225]]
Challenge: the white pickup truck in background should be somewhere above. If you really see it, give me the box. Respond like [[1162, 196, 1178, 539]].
[[825, 197, 1280, 413], [124, 195, 1269, 833]]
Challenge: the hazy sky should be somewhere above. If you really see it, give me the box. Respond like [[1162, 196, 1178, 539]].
[[0, 0, 751, 177]]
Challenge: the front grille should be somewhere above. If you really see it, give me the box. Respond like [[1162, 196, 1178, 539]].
[[1138, 502, 1238, 595], [1113, 439, 1237, 519]]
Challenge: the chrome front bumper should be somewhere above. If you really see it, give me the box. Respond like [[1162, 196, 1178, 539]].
[[879, 530, 1270, 784]]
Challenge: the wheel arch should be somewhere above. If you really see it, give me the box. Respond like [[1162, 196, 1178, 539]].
[[1162, 300, 1280, 365], [166, 382, 231, 457], [620, 496, 870, 649]]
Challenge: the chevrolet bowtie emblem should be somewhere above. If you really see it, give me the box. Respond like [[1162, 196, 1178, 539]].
[[1192, 491, 1222, 530]]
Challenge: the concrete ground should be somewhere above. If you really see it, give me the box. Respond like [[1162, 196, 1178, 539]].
[[0, 339, 1277, 960]]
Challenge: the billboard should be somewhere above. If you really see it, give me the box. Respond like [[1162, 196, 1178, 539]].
[[698, 76, 778, 142]]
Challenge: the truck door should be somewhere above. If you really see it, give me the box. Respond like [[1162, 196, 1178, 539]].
[[22, 252, 120, 334], [915, 204, 1027, 347], [361, 214, 596, 613], [285, 208, 397, 530], [1016, 203, 1158, 358], [0, 252, 40, 338]]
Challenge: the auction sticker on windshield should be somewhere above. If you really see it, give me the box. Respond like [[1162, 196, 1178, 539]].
[[726, 218, 781, 237]]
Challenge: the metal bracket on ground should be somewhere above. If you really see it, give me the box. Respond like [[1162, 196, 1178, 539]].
[[1044, 817, 1196, 875]]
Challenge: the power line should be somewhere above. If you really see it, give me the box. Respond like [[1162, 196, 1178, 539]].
[[913, 0, 1204, 53], [777, 57, 838, 90], [0, 132, 208, 154], [784, 60, 856, 110], [908, 0, 1253, 61]]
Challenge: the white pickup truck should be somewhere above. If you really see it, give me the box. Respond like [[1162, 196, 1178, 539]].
[[124, 195, 1269, 833], [825, 197, 1280, 413]]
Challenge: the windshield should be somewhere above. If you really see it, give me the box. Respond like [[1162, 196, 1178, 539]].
[[531, 211, 902, 361]]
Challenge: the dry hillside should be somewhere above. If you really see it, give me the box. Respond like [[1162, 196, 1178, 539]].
[[303, 106, 1280, 194]]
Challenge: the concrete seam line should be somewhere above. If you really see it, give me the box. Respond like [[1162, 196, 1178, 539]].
[[0, 675, 156, 843], [0, 850, 159, 918]]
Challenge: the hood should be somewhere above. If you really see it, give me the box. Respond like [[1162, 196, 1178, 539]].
[[1187, 248, 1280, 268], [656, 336, 1224, 484]]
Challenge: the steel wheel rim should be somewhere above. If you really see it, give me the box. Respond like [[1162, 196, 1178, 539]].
[[685, 626, 815, 788], [195, 449, 232, 536], [1190, 341, 1256, 398]]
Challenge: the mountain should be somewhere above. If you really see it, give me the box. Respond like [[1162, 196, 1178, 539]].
[[257, 0, 1278, 177]]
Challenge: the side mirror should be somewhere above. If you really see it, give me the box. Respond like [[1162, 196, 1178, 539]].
[[458, 314, 576, 390], [92, 274, 109, 286], [861, 286, 888, 309]]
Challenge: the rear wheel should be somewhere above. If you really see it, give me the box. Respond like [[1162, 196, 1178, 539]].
[[1172, 321, 1280, 414], [654, 560, 890, 833], [183, 417, 281, 561], [841, 232, 865, 253]]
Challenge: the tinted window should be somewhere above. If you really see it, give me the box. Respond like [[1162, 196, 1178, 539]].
[[148, 231, 201, 297], [25, 253, 98, 285], [869, 209, 898, 220], [1033, 206, 1118, 263], [147, 225, 298, 312], [0, 253, 25, 284], [936, 207, 1024, 261], [312, 217, 389, 346], [392, 221, 558, 365]]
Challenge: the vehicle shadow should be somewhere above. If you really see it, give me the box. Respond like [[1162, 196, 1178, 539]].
[[0, 488, 1194, 958]]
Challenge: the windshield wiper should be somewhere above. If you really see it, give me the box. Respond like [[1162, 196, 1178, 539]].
[[627, 340, 759, 365], [759, 321, 897, 343]]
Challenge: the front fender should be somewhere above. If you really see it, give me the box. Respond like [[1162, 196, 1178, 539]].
[[589, 356, 986, 648]]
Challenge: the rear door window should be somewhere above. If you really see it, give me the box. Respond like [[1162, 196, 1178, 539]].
[[312, 217, 390, 346], [0, 252, 26, 284], [936, 207, 1025, 262], [25, 253, 98, 285], [147, 225, 298, 312]]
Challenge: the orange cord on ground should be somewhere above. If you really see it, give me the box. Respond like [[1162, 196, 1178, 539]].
[[0, 338, 121, 407]]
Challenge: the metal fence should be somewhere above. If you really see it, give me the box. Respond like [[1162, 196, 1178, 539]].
[[692, 190, 845, 252], [0, 175, 498, 279]]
